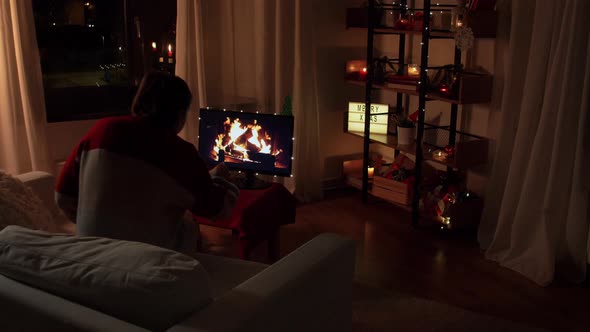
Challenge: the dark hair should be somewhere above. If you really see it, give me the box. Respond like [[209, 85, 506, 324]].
[[131, 71, 192, 128]]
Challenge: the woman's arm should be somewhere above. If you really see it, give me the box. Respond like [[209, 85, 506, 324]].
[[55, 142, 83, 223]]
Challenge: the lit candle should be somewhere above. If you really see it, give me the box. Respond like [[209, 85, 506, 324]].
[[433, 150, 448, 161], [408, 64, 419, 76], [367, 167, 374, 178], [167, 44, 173, 57], [359, 67, 368, 80], [151, 42, 157, 52]]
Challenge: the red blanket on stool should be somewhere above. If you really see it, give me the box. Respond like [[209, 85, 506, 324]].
[[194, 183, 296, 259]]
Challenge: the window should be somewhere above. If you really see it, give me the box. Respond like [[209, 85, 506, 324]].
[[33, 0, 176, 122]]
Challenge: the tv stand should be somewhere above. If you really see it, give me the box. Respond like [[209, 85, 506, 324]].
[[231, 171, 272, 190]]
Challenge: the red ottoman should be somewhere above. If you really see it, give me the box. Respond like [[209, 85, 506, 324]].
[[194, 183, 296, 260]]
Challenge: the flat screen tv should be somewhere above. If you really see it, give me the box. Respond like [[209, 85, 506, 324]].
[[198, 108, 294, 189]]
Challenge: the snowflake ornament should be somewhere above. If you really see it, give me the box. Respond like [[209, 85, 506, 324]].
[[454, 26, 474, 51]]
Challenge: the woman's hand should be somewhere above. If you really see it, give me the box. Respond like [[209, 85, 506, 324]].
[[209, 162, 231, 180]]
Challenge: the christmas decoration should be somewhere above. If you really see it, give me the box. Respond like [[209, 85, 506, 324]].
[[454, 26, 474, 51], [393, 13, 413, 30], [444, 145, 456, 158]]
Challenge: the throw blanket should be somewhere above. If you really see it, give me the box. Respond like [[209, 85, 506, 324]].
[[0, 171, 54, 231]]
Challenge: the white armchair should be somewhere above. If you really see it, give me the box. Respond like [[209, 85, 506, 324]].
[[0, 171, 356, 332]]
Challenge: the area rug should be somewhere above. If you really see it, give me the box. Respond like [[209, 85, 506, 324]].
[[353, 283, 549, 332]]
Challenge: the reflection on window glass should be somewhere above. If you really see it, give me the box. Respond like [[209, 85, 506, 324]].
[[33, 0, 177, 122], [33, 0, 129, 90]]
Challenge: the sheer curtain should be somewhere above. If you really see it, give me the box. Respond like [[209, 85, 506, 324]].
[[176, 0, 208, 146], [478, 0, 590, 286], [193, 0, 323, 202], [0, 0, 51, 174]]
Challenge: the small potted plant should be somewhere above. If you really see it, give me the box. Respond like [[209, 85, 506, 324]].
[[394, 113, 415, 145]]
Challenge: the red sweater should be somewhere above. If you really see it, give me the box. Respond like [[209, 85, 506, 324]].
[[56, 115, 226, 249]]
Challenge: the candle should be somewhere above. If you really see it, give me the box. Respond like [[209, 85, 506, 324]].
[[408, 64, 419, 76], [367, 167, 374, 178], [358, 67, 367, 80], [151, 42, 157, 52], [433, 150, 448, 161], [167, 44, 173, 57]]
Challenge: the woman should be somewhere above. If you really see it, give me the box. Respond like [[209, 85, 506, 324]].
[[55, 71, 238, 253]]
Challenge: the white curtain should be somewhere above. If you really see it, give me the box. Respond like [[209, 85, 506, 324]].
[[197, 0, 323, 201], [291, 0, 323, 202], [176, 0, 208, 146], [0, 0, 51, 175], [478, 0, 590, 286]]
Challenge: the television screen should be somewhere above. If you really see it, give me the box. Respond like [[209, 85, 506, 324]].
[[198, 108, 294, 177]]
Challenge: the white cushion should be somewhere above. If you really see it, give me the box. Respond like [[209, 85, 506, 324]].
[[0, 171, 54, 231], [0, 226, 212, 331]]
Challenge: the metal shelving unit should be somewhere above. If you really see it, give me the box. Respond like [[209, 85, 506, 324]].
[[356, 0, 492, 227]]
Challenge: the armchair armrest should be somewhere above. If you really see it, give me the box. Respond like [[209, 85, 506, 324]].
[[168, 233, 355, 332]]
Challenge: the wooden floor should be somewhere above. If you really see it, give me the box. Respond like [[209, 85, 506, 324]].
[[200, 188, 590, 332]]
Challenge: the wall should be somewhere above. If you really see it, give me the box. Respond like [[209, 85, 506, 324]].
[[46, 120, 97, 174], [314, 0, 368, 183]]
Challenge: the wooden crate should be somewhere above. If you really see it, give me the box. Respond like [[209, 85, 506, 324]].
[[423, 124, 489, 169], [372, 176, 410, 206], [425, 72, 493, 104], [457, 72, 494, 104], [454, 138, 488, 169]]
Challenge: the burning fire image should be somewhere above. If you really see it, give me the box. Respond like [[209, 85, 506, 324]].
[[210, 117, 286, 168]]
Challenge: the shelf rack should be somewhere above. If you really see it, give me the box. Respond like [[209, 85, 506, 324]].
[[353, 0, 492, 227]]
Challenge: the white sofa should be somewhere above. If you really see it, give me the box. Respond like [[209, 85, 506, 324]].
[[0, 172, 355, 331]]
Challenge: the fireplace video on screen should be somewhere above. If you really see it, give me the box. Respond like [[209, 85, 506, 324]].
[[198, 109, 294, 177]]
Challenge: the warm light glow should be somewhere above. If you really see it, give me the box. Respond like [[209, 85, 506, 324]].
[[362, 67, 367, 73], [151, 42, 157, 49], [168, 44, 172, 52], [432, 150, 448, 161], [408, 64, 419, 76], [85, 2, 90, 6], [367, 167, 374, 178], [456, 20, 463, 28]]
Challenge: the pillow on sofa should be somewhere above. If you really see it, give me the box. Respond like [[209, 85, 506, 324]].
[[0, 226, 212, 331], [0, 170, 54, 231]]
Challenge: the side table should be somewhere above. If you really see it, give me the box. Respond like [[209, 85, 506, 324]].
[[194, 183, 296, 261]]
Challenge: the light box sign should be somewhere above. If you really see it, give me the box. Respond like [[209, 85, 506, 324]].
[[347, 102, 389, 134]]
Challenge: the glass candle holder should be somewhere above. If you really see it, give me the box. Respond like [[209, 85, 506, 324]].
[[451, 1, 467, 31]]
